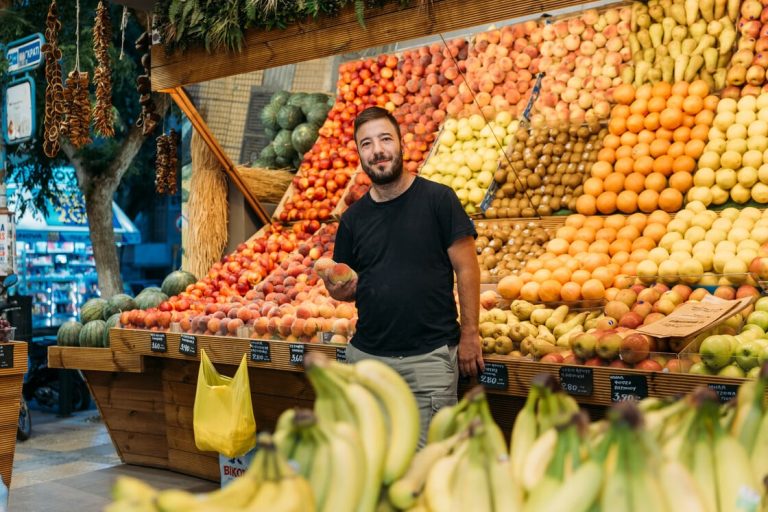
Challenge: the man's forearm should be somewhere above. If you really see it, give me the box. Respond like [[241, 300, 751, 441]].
[[456, 265, 480, 337]]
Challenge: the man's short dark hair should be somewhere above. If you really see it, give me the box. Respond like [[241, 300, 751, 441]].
[[353, 106, 402, 143]]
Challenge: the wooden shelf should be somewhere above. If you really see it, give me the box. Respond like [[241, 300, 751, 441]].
[[0, 341, 27, 488]]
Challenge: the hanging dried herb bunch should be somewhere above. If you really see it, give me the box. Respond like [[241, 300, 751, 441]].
[[155, 129, 179, 194], [42, 0, 65, 158], [92, 0, 114, 137], [62, 71, 92, 148], [135, 32, 159, 135]]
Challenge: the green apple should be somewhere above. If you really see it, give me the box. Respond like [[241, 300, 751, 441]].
[[747, 310, 768, 331], [689, 362, 713, 375], [741, 324, 765, 339], [755, 297, 768, 312], [735, 340, 761, 371], [718, 364, 746, 378], [699, 335, 733, 370], [748, 366, 761, 379]]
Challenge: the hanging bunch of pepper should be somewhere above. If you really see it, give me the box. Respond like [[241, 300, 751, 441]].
[[155, 129, 178, 194], [135, 31, 159, 135], [61, 0, 91, 148], [92, 0, 114, 137], [42, 0, 64, 158]]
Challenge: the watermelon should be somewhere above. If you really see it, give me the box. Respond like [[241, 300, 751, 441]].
[[142, 286, 163, 294], [264, 127, 278, 141], [277, 105, 304, 130], [260, 103, 280, 131], [253, 157, 273, 168], [287, 92, 307, 107], [291, 155, 303, 170], [81, 298, 108, 324], [306, 105, 330, 127], [291, 123, 319, 154], [273, 130, 297, 160], [275, 155, 291, 168], [270, 90, 291, 107], [79, 320, 107, 348], [103, 294, 137, 319], [259, 145, 278, 167], [57, 321, 83, 347], [135, 290, 168, 310], [161, 270, 197, 297], [103, 313, 121, 347]]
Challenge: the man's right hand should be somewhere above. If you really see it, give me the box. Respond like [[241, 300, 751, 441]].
[[321, 275, 357, 302]]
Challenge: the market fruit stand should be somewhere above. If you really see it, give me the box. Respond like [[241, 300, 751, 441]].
[[46, 0, 768, 485]]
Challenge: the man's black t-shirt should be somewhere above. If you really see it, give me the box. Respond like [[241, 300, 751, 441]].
[[333, 176, 477, 357]]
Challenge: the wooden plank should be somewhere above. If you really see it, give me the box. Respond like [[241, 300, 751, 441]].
[[167, 449, 220, 482], [151, 0, 593, 90], [97, 406, 167, 435], [48, 346, 143, 372], [165, 426, 204, 455], [121, 453, 169, 470], [109, 430, 169, 459]]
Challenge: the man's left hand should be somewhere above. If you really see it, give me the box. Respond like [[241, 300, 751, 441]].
[[458, 333, 485, 377]]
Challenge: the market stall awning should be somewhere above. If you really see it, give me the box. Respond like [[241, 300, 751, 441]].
[[8, 174, 141, 245]]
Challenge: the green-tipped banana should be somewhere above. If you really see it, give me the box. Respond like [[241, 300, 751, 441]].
[[534, 459, 603, 512], [427, 394, 469, 444], [510, 386, 539, 481]]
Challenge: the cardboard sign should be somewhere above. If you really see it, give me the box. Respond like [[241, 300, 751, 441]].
[[559, 366, 593, 396], [637, 296, 753, 338]]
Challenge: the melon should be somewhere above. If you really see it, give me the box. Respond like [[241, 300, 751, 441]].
[[273, 130, 297, 160], [135, 290, 168, 310], [81, 298, 108, 324], [291, 123, 320, 154], [79, 320, 107, 348], [287, 92, 308, 108], [260, 103, 280, 131], [277, 105, 304, 130], [103, 314, 120, 347], [259, 145, 277, 167], [264, 127, 277, 141], [306, 105, 330, 126], [103, 294, 137, 319], [161, 270, 197, 297], [57, 321, 83, 347], [270, 90, 291, 107], [142, 286, 163, 294]]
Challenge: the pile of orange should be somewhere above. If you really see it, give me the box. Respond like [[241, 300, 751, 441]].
[[496, 212, 672, 303], [576, 80, 716, 215]]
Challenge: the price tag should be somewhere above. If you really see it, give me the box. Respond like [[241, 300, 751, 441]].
[[0, 344, 13, 369], [610, 374, 648, 402], [150, 332, 167, 353], [289, 343, 305, 366], [319, 332, 334, 344], [478, 362, 508, 390], [250, 340, 271, 363], [336, 347, 347, 363], [559, 366, 593, 396], [708, 383, 739, 403], [179, 334, 197, 357]]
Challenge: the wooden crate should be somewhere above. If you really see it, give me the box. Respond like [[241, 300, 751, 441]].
[[0, 341, 27, 488]]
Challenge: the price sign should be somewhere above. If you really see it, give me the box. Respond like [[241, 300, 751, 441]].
[[0, 344, 13, 369], [150, 333, 167, 353], [319, 332, 334, 344], [708, 383, 739, 403], [336, 347, 347, 363], [179, 334, 197, 357], [478, 362, 508, 390], [250, 341, 271, 363], [559, 366, 593, 396], [289, 343, 305, 366], [610, 374, 648, 402]]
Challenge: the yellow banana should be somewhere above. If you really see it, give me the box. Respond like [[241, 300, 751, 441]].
[[423, 440, 468, 512], [750, 409, 768, 481], [307, 427, 333, 508], [154, 489, 203, 512], [427, 394, 469, 443], [111, 476, 158, 504], [521, 427, 557, 491], [532, 459, 603, 512], [714, 427, 762, 512], [691, 434, 718, 510], [317, 422, 365, 512], [659, 461, 712, 512], [600, 441, 631, 512], [451, 432, 491, 512]]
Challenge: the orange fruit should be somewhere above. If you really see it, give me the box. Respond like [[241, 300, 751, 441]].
[[656, 127, 674, 141], [616, 190, 638, 214], [556, 226, 577, 242], [624, 172, 646, 193], [591, 161, 612, 179], [633, 155, 654, 175], [604, 134, 621, 149], [653, 154, 675, 176], [598, 147, 616, 163], [610, 238, 632, 255], [673, 126, 691, 142], [637, 189, 660, 212], [703, 95, 718, 111], [590, 239, 611, 254], [604, 214, 626, 231], [596, 227, 618, 242], [644, 112, 661, 130], [613, 83, 636, 105], [617, 225, 641, 241], [636, 83, 653, 99], [560, 281, 582, 302], [576, 194, 597, 215], [620, 131, 638, 147], [688, 80, 710, 98], [691, 124, 710, 141], [612, 104, 631, 119], [630, 99, 648, 115], [596, 191, 618, 214], [652, 81, 672, 99], [637, 130, 656, 145], [645, 172, 667, 192], [615, 157, 635, 175], [685, 139, 705, 158], [648, 97, 666, 113], [643, 222, 667, 242], [632, 237, 656, 252], [695, 109, 714, 126], [658, 188, 683, 212], [682, 114, 696, 128], [551, 267, 572, 285], [660, 108, 683, 130], [581, 218, 603, 235], [666, 95, 685, 110], [626, 114, 645, 133], [669, 171, 693, 192], [632, 142, 651, 158], [649, 139, 671, 157], [615, 145, 634, 160], [604, 173, 626, 193], [626, 212, 648, 232], [609, 116, 627, 136], [682, 95, 703, 115], [671, 81, 689, 97], [673, 155, 695, 173], [572, 269, 592, 285], [569, 240, 590, 256], [647, 210, 671, 225], [584, 176, 604, 196], [565, 214, 586, 228], [668, 141, 686, 158]]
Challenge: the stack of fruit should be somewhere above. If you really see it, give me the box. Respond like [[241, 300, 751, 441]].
[[578, 80, 716, 215], [255, 90, 332, 170], [724, 0, 768, 95], [420, 111, 518, 214], [487, 122, 607, 217], [474, 220, 553, 282], [56, 290, 145, 349], [689, 94, 768, 206], [628, 0, 738, 89]]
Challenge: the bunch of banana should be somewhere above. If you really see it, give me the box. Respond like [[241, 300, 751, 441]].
[[106, 433, 315, 512], [731, 364, 768, 489], [628, 0, 738, 88]]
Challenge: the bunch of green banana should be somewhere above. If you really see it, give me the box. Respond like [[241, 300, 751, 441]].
[[106, 433, 315, 512], [731, 363, 768, 494]]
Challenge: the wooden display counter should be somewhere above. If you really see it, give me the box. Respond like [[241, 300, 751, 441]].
[[0, 341, 28, 487], [49, 330, 750, 482]]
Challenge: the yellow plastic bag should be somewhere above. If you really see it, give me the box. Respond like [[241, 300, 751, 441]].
[[193, 349, 256, 458]]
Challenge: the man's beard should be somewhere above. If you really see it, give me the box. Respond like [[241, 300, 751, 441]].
[[361, 151, 404, 186]]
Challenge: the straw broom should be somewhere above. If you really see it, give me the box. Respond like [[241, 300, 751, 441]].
[[185, 130, 228, 279]]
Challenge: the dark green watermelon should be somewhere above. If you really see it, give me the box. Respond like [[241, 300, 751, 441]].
[[275, 155, 291, 168], [306, 105, 330, 127], [287, 92, 307, 107], [264, 127, 277, 140], [291, 123, 319, 154], [260, 103, 280, 131], [259, 144, 277, 165], [103, 294, 137, 319], [277, 105, 304, 130], [270, 90, 291, 107], [273, 130, 297, 160]]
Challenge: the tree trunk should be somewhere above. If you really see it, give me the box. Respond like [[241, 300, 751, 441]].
[[84, 179, 123, 297]]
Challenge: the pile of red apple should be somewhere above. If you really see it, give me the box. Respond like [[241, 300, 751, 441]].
[[724, 0, 768, 96]]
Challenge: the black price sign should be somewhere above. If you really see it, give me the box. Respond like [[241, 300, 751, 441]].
[[150, 332, 167, 353], [289, 343, 305, 366], [179, 334, 197, 357], [336, 347, 347, 363], [250, 341, 271, 363], [610, 374, 648, 402], [319, 332, 334, 344], [708, 383, 739, 403], [0, 344, 13, 369], [478, 362, 508, 390], [559, 366, 593, 396]]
